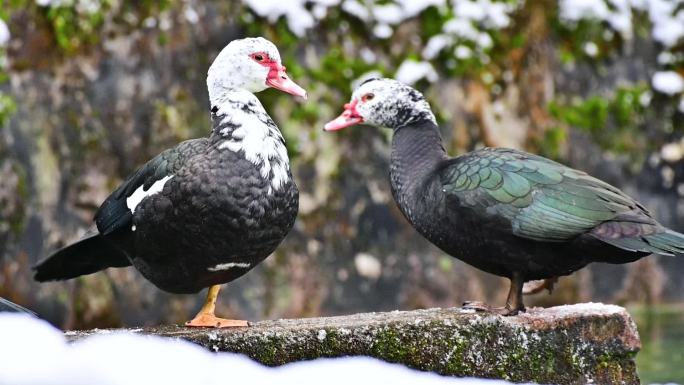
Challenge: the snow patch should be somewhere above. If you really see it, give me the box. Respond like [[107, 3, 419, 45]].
[[317, 329, 327, 341], [652, 71, 684, 95], [243, 0, 341, 37], [395, 60, 438, 85], [0, 313, 519, 385], [373, 24, 393, 39], [423, 35, 453, 59], [0, 19, 9, 46], [583, 41, 599, 57], [661, 138, 684, 162], [559, 0, 684, 47], [354, 252, 382, 280]]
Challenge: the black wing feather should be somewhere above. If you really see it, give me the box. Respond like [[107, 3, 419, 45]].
[[95, 139, 203, 235]]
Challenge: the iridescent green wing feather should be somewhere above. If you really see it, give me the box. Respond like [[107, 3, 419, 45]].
[[440, 148, 653, 242]]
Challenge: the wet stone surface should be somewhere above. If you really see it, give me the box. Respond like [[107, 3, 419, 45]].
[[66, 303, 641, 384]]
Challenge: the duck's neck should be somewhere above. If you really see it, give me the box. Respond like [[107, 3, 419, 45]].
[[390, 120, 447, 215], [210, 89, 291, 193]]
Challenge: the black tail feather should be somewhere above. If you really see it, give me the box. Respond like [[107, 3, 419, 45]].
[[33, 233, 130, 282]]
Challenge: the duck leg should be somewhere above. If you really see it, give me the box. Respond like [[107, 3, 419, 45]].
[[462, 272, 526, 316], [185, 285, 249, 328], [523, 277, 558, 295]]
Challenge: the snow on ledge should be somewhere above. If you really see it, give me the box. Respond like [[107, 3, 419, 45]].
[[0, 313, 519, 385]]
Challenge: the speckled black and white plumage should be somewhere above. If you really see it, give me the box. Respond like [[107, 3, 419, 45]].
[[328, 78, 684, 313], [34, 37, 299, 295]]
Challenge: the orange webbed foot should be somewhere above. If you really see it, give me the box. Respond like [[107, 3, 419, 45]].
[[184, 313, 249, 328]]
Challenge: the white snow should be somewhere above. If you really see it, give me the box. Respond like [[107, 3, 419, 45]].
[[0, 19, 9, 47], [583, 42, 599, 57], [423, 34, 453, 59], [657, 51, 676, 65], [531, 302, 626, 316], [398, 0, 446, 19], [423, 0, 520, 61], [0, 313, 519, 385], [455, 45, 473, 59], [443, 18, 481, 41], [395, 60, 439, 85], [559, 0, 684, 47], [35, 0, 101, 10], [354, 252, 382, 279], [243, 0, 341, 37], [183, 5, 200, 24], [373, 24, 394, 39], [372, 3, 404, 25], [453, 0, 514, 29], [648, 0, 684, 47], [652, 71, 684, 95], [126, 175, 174, 214], [341, 0, 370, 21], [317, 329, 327, 341], [359, 47, 377, 64], [660, 140, 684, 162]]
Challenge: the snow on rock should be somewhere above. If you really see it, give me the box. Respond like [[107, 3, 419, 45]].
[[661, 139, 684, 162], [652, 71, 684, 95], [0, 313, 516, 385], [395, 60, 438, 85], [0, 19, 9, 47], [354, 252, 382, 280]]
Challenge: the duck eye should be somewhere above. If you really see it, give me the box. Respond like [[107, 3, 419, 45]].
[[362, 93, 375, 102], [254, 54, 264, 62]]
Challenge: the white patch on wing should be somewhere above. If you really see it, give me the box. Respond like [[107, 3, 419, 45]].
[[126, 175, 174, 214], [215, 93, 290, 194], [207, 262, 251, 272]]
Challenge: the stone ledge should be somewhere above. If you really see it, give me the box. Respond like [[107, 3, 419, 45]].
[[66, 303, 640, 384]]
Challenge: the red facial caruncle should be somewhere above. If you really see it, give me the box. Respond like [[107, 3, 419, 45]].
[[250, 51, 307, 99], [323, 90, 377, 131]]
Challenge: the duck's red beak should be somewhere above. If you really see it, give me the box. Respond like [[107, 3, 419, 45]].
[[324, 99, 363, 131], [266, 64, 307, 99]]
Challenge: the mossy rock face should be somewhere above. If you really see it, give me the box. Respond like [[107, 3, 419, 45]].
[[66, 303, 640, 384]]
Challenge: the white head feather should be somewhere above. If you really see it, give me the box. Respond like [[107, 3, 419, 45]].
[[207, 37, 282, 106]]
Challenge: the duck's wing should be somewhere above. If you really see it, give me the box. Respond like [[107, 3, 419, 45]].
[[95, 139, 206, 236], [438, 147, 684, 255]]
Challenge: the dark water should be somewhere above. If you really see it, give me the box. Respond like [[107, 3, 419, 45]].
[[630, 305, 684, 385]]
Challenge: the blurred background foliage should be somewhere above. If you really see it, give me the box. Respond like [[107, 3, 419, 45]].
[[0, 0, 684, 346]]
